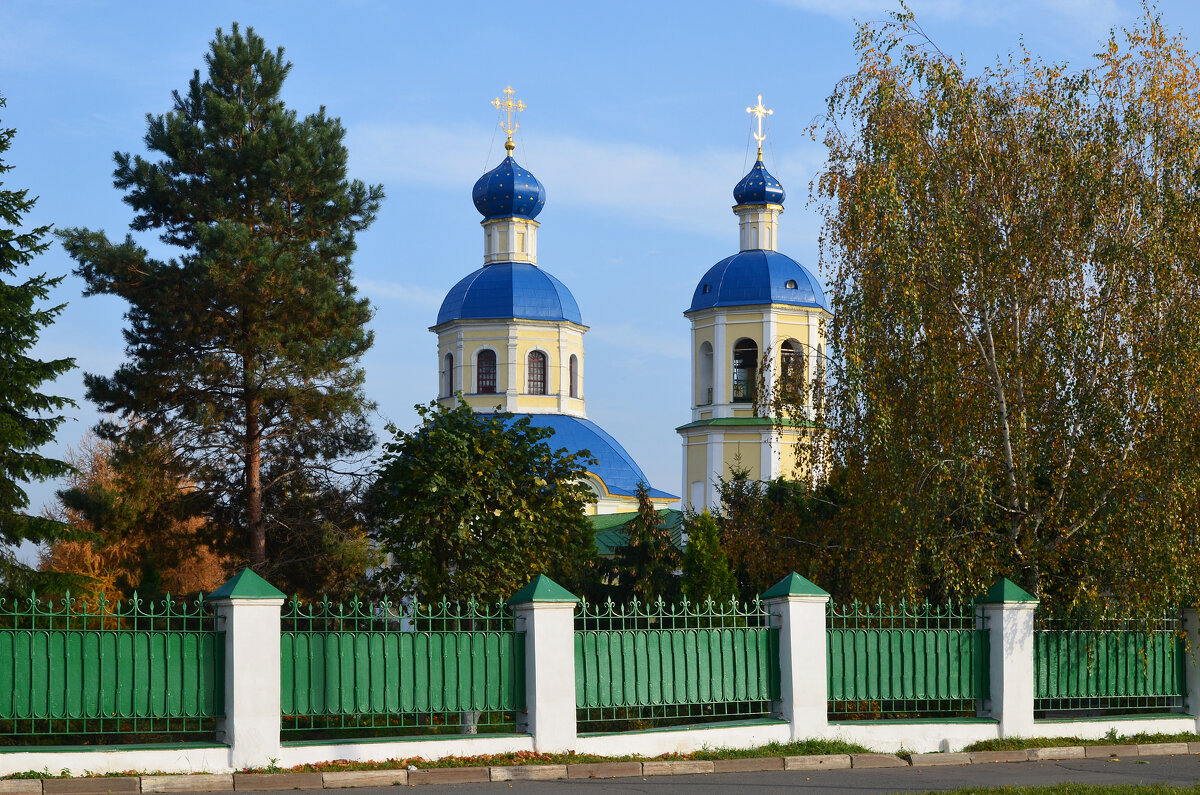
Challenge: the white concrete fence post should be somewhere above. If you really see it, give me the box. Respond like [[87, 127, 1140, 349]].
[[508, 575, 578, 752], [209, 568, 287, 770], [978, 578, 1039, 738], [1183, 608, 1200, 733], [763, 572, 830, 741]]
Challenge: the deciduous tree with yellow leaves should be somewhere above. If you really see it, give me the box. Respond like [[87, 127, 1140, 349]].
[[813, 7, 1200, 615]]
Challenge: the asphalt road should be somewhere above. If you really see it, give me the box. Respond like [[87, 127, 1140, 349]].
[[218, 755, 1200, 793]]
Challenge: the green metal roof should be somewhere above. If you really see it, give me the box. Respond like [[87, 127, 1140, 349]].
[[589, 509, 683, 556], [209, 568, 286, 600], [762, 572, 829, 599], [675, 417, 817, 432], [507, 574, 578, 604], [978, 577, 1038, 604]]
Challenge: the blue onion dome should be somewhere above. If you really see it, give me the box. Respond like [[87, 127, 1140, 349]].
[[437, 262, 583, 326], [689, 250, 827, 312], [472, 156, 547, 220], [733, 157, 785, 206]]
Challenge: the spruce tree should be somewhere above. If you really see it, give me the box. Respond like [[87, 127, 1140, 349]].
[[681, 511, 736, 604], [0, 93, 75, 568], [59, 25, 383, 570]]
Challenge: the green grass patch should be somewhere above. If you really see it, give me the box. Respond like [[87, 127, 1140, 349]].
[[964, 732, 1200, 752], [917, 787, 1200, 794], [692, 738, 870, 759]]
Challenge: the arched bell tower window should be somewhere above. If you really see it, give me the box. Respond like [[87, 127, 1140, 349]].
[[569, 354, 579, 398], [698, 341, 714, 405], [441, 352, 454, 397], [477, 349, 497, 394], [780, 339, 805, 400], [732, 339, 758, 403], [528, 350, 547, 395]]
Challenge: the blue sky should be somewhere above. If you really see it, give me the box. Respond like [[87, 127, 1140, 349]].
[[2, 0, 1197, 544]]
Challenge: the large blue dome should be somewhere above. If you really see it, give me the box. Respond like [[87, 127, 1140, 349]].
[[472, 156, 546, 220], [733, 158, 785, 206], [689, 250, 827, 312], [516, 414, 676, 500], [436, 262, 583, 326]]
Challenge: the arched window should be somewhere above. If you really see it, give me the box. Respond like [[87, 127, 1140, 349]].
[[476, 349, 497, 394], [527, 350, 547, 395], [569, 354, 579, 398], [441, 352, 454, 397], [698, 341, 714, 405], [732, 339, 757, 403], [780, 339, 805, 400]]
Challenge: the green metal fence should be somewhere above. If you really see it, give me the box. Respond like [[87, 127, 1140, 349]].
[[574, 596, 780, 731], [0, 592, 223, 742], [280, 596, 525, 739], [1034, 616, 1185, 717], [827, 600, 988, 719]]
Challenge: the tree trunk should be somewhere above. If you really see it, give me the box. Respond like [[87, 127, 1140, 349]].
[[246, 392, 265, 567]]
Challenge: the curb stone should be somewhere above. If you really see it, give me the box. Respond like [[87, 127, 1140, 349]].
[[1029, 746, 1085, 760], [233, 773, 323, 792], [711, 757, 783, 773], [141, 776, 233, 793], [850, 753, 907, 769], [969, 750, 1029, 764], [0, 783, 41, 795], [320, 771, 407, 789], [407, 768, 489, 785], [784, 754, 851, 770], [488, 765, 567, 781], [642, 760, 714, 776], [566, 762, 642, 779], [1136, 743, 1189, 757], [1084, 745, 1134, 759], [44, 780, 139, 795], [909, 752, 971, 766]]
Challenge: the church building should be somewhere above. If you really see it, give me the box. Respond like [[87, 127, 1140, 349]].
[[431, 87, 677, 515]]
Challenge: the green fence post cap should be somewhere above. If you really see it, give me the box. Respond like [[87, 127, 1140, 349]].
[[209, 568, 286, 600], [507, 575, 579, 605], [761, 572, 829, 599], [978, 577, 1038, 604]]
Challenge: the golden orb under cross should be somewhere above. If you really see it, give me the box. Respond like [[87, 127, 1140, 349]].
[[747, 94, 773, 159], [492, 86, 526, 154]]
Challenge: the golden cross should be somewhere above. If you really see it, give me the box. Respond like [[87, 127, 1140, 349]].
[[492, 85, 526, 154], [746, 94, 773, 158]]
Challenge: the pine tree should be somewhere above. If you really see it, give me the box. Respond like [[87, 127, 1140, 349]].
[[681, 511, 736, 604], [59, 25, 384, 570], [0, 93, 75, 572]]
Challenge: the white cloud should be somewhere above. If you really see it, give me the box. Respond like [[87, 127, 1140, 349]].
[[358, 279, 445, 308], [349, 122, 822, 238]]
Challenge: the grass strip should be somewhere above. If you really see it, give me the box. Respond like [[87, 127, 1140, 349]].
[[964, 732, 1200, 752], [918, 787, 1200, 794]]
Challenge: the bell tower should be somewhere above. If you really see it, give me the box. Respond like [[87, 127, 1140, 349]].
[[677, 96, 831, 512]]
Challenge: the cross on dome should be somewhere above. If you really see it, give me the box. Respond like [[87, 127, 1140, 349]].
[[746, 93, 773, 160], [492, 85, 526, 154]]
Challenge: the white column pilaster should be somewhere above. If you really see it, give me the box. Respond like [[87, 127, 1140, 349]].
[[713, 314, 727, 416]]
